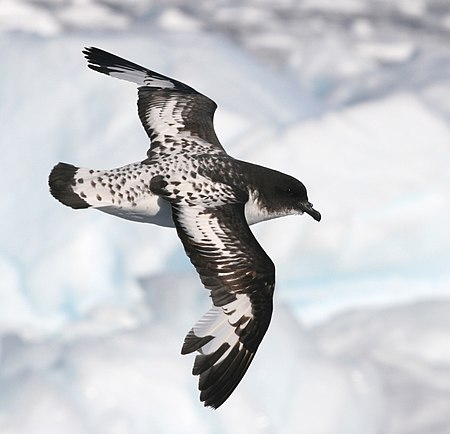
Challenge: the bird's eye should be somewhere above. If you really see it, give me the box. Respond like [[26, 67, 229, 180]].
[[284, 186, 295, 196]]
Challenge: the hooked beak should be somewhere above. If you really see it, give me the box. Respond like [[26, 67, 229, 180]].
[[300, 201, 321, 222]]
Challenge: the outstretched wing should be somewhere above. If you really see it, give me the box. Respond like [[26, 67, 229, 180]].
[[172, 202, 275, 408], [82, 47, 225, 157]]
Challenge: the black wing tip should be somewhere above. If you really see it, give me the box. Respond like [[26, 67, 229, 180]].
[[200, 360, 254, 409], [82, 46, 147, 75], [82, 46, 96, 57], [82, 47, 111, 74], [196, 345, 255, 409], [82, 46, 108, 66], [49, 162, 90, 209], [82, 46, 113, 61]]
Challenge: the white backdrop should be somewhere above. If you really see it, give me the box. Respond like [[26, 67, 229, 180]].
[[1, 1, 450, 433]]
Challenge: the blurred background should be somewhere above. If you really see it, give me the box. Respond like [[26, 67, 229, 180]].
[[1, 0, 450, 433]]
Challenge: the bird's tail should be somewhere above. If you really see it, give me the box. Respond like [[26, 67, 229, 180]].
[[49, 162, 128, 210], [49, 161, 175, 226], [49, 162, 91, 209]]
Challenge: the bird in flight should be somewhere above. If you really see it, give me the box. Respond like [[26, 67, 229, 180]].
[[49, 47, 321, 408]]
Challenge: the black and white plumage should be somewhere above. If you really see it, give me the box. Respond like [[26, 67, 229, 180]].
[[49, 47, 321, 409]]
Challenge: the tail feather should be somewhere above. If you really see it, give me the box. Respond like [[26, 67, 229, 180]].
[[49, 161, 175, 225], [49, 163, 90, 209]]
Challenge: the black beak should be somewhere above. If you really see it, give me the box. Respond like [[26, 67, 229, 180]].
[[300, 201, 321, 222]]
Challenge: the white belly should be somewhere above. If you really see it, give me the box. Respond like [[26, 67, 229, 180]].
[[98, 194, 174, 227], [97, 189, 275, 228]]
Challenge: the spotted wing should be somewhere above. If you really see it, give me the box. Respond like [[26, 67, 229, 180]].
[[83, 47, 225, 157], [172, 202, 275, 408]]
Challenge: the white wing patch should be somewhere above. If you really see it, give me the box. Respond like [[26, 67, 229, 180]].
[[107, 69, 175, 89], [144, 77, 175, 89], [192, 294, 252, 361], [143, 99, 186, 138], [103, 67, 149, 86], [175, 205, 231, 254]]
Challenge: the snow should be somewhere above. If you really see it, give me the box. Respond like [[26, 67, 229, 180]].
[[1, 1, 450, 433]]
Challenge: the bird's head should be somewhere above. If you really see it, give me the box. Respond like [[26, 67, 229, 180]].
[[274, 175, 321, 221], [256, 168, 321, 222]]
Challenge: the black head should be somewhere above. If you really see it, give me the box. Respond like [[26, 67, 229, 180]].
[[259, 168, 321, 222]]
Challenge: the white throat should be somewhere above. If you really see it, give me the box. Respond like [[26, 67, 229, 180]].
[[244, 189, 302, 226], [244, 190, 275, 225]]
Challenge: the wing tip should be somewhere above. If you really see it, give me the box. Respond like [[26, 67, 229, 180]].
[[82, 46, 104, 65], [198, 345, 255, 409], [82, 46, 122, 75], [182, 322, 257, 407]]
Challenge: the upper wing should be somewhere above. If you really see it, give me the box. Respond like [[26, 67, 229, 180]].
[[82, 47, 225, 157], [172, 202, 275, 408]]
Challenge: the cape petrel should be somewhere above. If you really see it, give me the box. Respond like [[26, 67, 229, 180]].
[[49, 47, 321, 408]]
